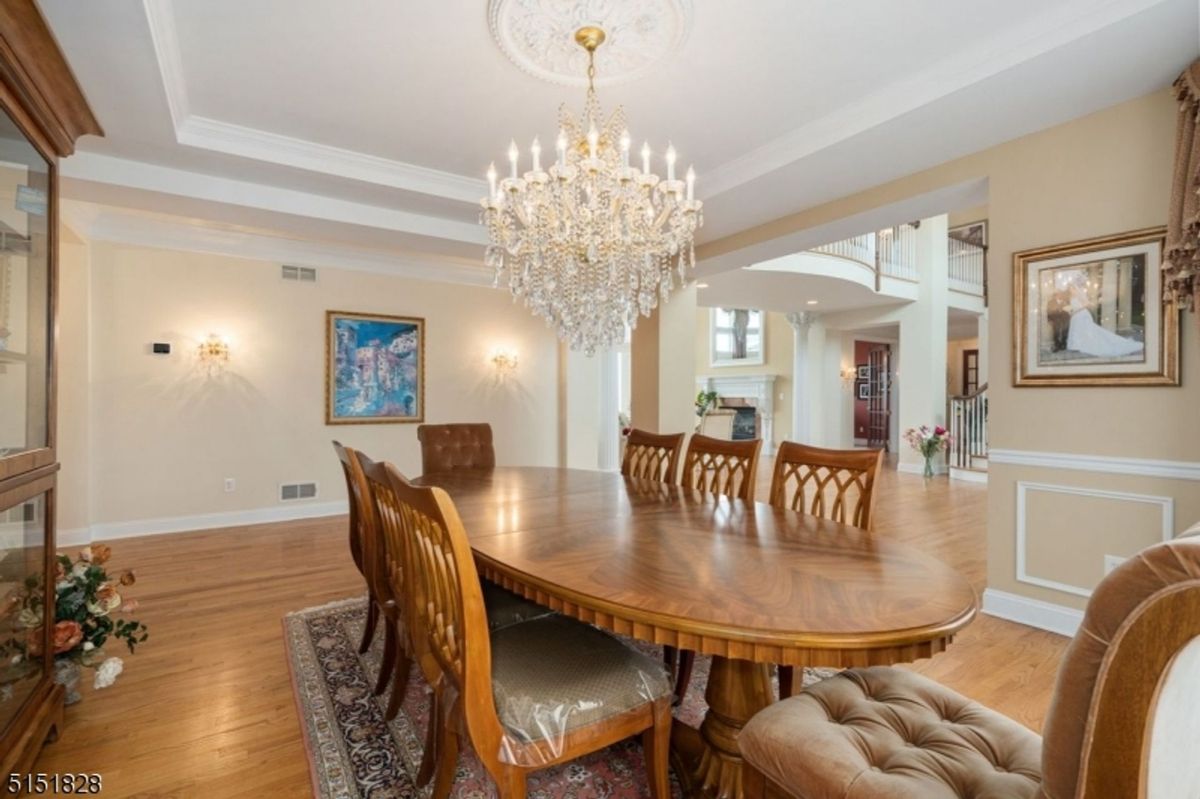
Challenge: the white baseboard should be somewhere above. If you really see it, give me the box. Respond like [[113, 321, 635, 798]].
[[982, 588, 1082, 637], [58, 501, 349, 545], [949, 467, 989, 484]]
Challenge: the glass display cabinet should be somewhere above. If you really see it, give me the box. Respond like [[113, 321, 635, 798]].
[[0, 0, 102, 778]]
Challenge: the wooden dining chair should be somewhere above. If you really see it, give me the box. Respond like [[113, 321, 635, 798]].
[[680, 434, 762, 502], [381, 466, 673, 799], [358, 453, 414, 722], [416, 423, 496, 474], [768, 442, 884, 698], [333, 440, 379, 654], [621, 429, 685, 483], [669, 434, 764, 701]]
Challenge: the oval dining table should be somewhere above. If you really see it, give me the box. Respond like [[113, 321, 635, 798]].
[[413, 466, 978, 799]]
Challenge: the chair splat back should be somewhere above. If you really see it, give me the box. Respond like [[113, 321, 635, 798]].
[[358, 454, 403, 610], [768, 443, 884, 530], [380, 469, 502, 758], [332, 441, 366, 573], [621, 429, 685, 484], [681, 434, 762, 502]]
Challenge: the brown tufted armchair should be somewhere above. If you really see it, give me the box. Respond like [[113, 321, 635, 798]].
[[417, 423, 496, 475], [739, 534, 1200, 799]]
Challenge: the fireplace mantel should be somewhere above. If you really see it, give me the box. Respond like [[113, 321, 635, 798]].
[[696, 374, 778, 455]]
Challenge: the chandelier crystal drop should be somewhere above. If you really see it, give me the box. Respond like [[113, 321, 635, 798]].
[[480, 26, 703, 355]]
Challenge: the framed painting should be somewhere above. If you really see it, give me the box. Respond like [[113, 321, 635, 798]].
[[950, 220, 987, 248], [1012, 227, 1178, 386], [325, 311, 425, 424], [856, 364, 869, 380], [710, 307, 765, 367], [856, 381, 870, 400]]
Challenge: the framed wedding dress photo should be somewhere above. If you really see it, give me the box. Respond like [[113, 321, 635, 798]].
[[1013, 227, 1179, 386]]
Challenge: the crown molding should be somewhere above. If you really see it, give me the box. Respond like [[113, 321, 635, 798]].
[[60, 151, 486, 246], [702, 0, 1175, 198], [142, 0, 484, 204], [142, 0, 189, 129], [176, 115, 485, 204], [61, 200, 495, 287]]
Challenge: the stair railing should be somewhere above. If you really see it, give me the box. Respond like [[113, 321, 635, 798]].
[[948, 383, 988, 469]]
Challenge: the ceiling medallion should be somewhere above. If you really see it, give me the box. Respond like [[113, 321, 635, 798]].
[[487, 0, 694, 88], [481, 25, 703, 355]]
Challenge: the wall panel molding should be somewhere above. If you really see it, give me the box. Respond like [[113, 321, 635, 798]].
[[1015, 480, 1174, 598]]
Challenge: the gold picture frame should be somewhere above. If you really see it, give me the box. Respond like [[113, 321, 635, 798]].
[[325, 310, 426, 424], [1012, 227, 1178, 386]]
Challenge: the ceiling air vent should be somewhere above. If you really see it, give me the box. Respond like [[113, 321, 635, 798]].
[[281, 265, 317, 282], [280, 482, 318, 502]]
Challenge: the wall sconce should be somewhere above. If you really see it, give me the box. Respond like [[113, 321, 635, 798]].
[[490, 347, 519, 380], [198, 334, 231, 370], [840, 366, 857, 383]]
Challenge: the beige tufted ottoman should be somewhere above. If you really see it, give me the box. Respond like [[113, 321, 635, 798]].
[[740, 667, 1041, 799]]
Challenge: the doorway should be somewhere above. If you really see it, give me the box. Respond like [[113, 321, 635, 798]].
[[866, 346, 891, 451]]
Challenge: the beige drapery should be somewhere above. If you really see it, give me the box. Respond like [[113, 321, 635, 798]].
[[1165, 59, 1200, 315]]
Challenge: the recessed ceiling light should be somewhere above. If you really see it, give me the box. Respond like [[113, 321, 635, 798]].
[[696, 282, 709, 288], [806, 299, 819, 305]]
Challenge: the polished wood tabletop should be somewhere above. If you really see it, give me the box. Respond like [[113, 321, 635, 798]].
[[414, 467, 978, 667]]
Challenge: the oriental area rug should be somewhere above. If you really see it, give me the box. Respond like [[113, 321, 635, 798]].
[[284, 596, 835, 799]]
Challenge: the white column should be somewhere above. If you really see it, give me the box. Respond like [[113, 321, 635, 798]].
[[631, 284, 697, 436], [597, 348, 620, 470], [896, 215, 950, 473], [787, 311, 825, 446], [976, 308, 989, 386]]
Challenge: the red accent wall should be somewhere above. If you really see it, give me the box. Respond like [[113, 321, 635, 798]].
[[853, 341, 872, 438]]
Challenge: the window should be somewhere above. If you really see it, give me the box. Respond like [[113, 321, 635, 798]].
[[710, 308, 764, 367]]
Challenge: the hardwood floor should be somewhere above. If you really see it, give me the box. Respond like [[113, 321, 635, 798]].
[[33, 463, 1067, 797]]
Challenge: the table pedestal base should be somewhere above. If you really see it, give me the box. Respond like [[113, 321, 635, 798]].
[[671, 656, 775, 799]]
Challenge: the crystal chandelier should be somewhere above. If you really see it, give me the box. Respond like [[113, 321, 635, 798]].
[[481, 26, 703, 355]]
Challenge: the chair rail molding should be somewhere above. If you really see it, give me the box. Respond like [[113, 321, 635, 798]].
[[989, 449, 1200, 481], [1015, 481, 1175, 599], [696, 374, 777, 455]]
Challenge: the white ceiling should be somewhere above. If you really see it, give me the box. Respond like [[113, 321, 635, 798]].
[[38, 0, 1200, 281]]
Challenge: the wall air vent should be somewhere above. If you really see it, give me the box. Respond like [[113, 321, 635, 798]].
[[280, 482, 318, 501], [281, 265, 317, 282]]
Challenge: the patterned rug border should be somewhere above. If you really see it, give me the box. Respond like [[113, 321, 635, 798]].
[[283, 608, 338, 799]]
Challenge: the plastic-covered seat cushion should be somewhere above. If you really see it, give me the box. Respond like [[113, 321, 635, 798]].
[[739, 667, 1042, 799], [490, 615, 671, 745], [483, 580, 556, 631]]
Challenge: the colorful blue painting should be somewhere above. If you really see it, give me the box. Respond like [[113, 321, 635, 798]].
[[326, 311, 424, 424]]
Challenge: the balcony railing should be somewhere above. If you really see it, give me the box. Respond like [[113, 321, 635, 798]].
[[810, 225, 987, 301]]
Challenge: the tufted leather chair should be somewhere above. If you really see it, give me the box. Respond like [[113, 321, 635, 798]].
[[739, 534, 1200, 799], [417, 423, 496, 475]]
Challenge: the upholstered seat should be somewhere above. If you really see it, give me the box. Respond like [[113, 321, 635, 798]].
[[740, 667, 1042, 799], [740, 535, 1200, 799], [482, 581, 557, 631], [491, 614, 672, 742]]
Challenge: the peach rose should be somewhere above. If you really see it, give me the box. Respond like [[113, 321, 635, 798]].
[[52, 621, 83, 654], [120, 599, 139, 614], [88, 585, 121, 617], [119, 570, 136, 586], [90, 544, 112, 565]]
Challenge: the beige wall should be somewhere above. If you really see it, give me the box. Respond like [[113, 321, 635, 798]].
[[57, 239, 561, 535], [694, 308, 794, 445], [701, 89, 1198, 612]]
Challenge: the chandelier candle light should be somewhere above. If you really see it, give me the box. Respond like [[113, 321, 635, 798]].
[[481, 26, 703, 354]]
